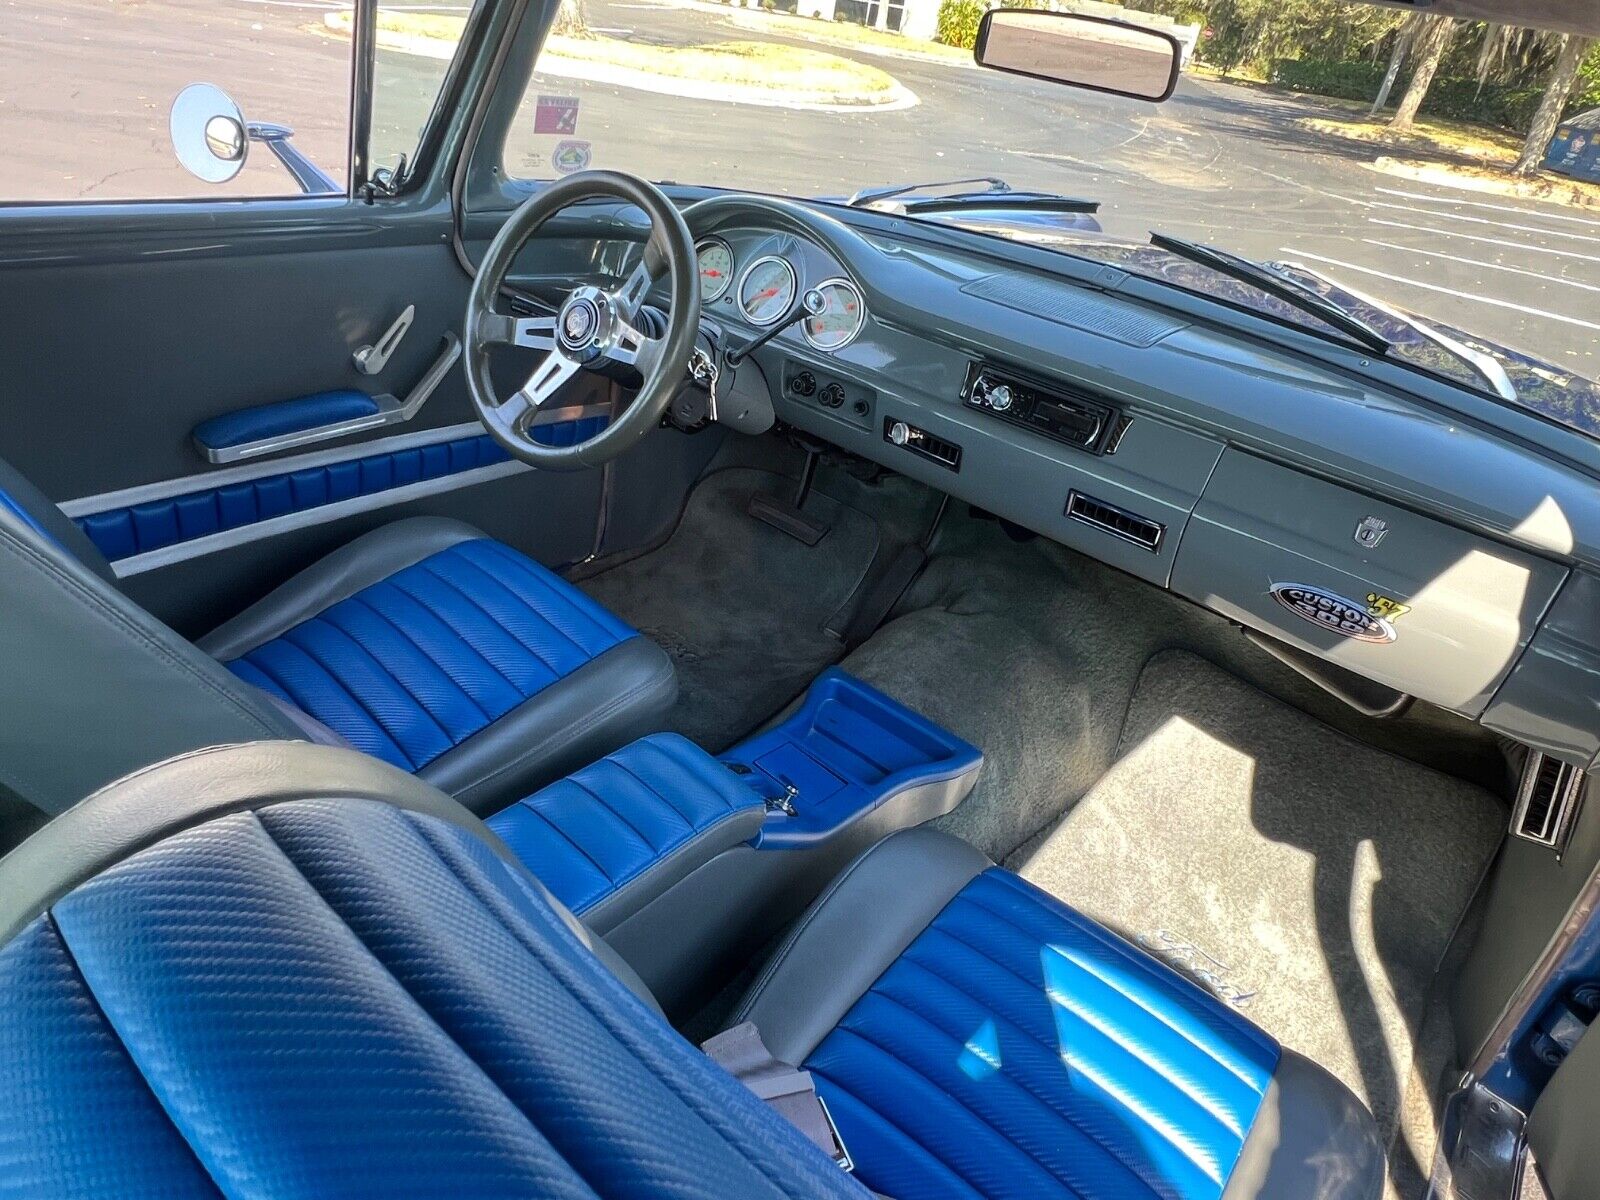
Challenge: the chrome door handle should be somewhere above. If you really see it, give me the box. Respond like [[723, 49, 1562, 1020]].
[[352, 305, 415, 376]]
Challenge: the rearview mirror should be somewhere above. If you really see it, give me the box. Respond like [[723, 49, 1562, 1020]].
[[974, 10, 1182, 103]]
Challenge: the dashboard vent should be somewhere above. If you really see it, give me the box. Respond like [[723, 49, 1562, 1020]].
[[1513, 751, 1585, 854], [961, 275, 1187, 348], [1065, 491, 1164, 552]]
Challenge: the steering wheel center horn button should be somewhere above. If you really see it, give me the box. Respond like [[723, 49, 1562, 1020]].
[[557, 290, 610, 362]]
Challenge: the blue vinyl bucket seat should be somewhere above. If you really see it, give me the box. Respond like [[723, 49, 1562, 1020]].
[[0, 743, 1383, 1200], [0, 453, 674, 819]]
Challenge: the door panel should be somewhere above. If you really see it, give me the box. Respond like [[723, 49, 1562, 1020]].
[[0, 236, 471, 497], [0, 212, 718, 636]]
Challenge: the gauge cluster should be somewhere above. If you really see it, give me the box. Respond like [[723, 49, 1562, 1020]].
[[695, 235, 865, 352]]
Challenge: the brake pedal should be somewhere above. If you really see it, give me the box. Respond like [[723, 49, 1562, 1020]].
[[747, 447, 831, 546]]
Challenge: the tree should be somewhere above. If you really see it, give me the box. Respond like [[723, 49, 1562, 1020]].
[[1369, 13, 1420, 117], [1515, 34, 1593, 175], [552, 0, 587, 38], [1390, 14, 1455, 132]]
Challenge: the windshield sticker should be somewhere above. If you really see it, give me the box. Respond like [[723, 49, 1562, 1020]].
[[533, 95, 581, 136], [551, 139, 593, 175], [1269, 582, 1399, 644]]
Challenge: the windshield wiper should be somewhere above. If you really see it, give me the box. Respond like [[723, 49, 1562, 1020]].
[[1150, 232, 1392, 356], [847, 177, 1099, 217], [848, 177, 1011, 207], [1278, 263, 1517, 402]]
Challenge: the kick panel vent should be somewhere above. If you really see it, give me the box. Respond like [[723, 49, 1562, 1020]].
[[1065, 490, 1164, 552], [1513, 751, 1585, 853]]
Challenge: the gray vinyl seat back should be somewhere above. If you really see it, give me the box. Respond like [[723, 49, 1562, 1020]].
[[0, 457, 302, 818], [0, 741, 871, 1200]]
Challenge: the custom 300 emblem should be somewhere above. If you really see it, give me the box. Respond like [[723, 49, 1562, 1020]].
[[1269, 583, 1399, 644]]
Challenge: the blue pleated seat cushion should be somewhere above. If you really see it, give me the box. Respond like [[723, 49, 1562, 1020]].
[[805, 868, 1282, 1200], [0, 792, 871, 1199], [486, 733, 767, 918], [225, 538, 639, 773]]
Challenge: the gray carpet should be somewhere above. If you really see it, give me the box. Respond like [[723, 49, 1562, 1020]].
[[582, 468, 881, 750], [1006, 650, 1505, 1191], [841, 504, 1510, 864]]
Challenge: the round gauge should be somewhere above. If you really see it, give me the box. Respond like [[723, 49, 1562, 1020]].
[[696, 238, 734, 302], [737, 255, 798, 326], [801, 279, 865, 351]]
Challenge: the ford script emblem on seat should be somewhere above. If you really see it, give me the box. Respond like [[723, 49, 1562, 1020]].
[[1269, 582, 1397, 644]]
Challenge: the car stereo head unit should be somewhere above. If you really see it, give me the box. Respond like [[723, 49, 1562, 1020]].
[[961, 362, 1121, 455]]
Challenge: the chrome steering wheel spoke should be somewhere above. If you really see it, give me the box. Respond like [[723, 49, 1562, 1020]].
[[480, 348, 580, 444], [517, 348, 581, 412], [614, 258, 654, 323], [477, 311, 556, 351], [605, 315, 664, 376]]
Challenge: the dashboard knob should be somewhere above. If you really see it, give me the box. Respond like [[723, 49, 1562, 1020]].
[[889, 421, 911, 446], [987, 383, 1015, 412]]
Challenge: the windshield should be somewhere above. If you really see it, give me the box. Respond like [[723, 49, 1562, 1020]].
[[495, 0, 1600, 417]]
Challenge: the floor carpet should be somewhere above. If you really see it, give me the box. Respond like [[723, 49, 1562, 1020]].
[[582, 467, 881, 750], [1006, 650, 1505, 1192], [840, 504, 1510, 866]]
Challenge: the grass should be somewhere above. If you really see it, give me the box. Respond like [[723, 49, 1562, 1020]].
[[1295, 112, 1600, 208], [1371, 156, 1600, 210], [547, 36, 899, 97], [1189, 61, 1270, 85], [322, 9, 900, 102], [1298, 113, 1521, 162], [720, 8, 972, 64]]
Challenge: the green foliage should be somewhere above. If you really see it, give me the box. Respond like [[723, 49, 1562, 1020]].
[[935, 0, 984, 49], [1273, 55, 1600, 130], [940, 0, 1600, 133], [933, 0, 1041, 50], [1270, 57, 1387, 101]]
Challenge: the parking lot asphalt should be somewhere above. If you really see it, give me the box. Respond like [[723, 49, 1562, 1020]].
[[2, 0, 1594, 379]]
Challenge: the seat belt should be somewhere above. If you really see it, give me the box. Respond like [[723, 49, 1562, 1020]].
[[702, 1022, 854, 1173]]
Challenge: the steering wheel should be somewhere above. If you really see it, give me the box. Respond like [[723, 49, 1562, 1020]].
[[465, 171, 700, 470]]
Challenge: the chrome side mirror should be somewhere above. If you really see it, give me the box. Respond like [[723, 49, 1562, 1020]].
[[170, 83, 249, 183], [169, 83, 340, 194]]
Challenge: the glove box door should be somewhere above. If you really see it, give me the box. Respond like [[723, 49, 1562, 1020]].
[[1172, 450, 1566, 716]]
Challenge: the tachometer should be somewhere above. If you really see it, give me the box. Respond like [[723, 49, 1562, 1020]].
[[696, 238, 734, 302], [737, 256, 797, 326], [801, 279, 865, 351]]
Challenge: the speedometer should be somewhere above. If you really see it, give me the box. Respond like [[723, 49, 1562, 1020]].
[[737, 256, 797, 326], [801, 279, 865, 351], [696, 238, 733, 302]]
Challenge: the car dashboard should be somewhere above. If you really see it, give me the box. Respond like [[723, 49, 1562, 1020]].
[[515, 192, 1600, 774]]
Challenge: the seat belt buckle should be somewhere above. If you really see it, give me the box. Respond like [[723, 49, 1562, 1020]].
[[815, 1093, 854, 1173], [702, 1021, 853, 1172]]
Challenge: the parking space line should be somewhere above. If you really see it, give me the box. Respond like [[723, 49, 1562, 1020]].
[[1360, 198, 1600, 244], [1367, 218, 1600, 265], [1362, 239, 1600, 294], [1280, 248, 1600, 332], [1374, 187, 1600, 231]]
